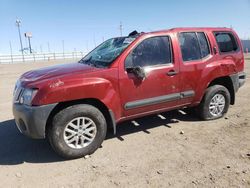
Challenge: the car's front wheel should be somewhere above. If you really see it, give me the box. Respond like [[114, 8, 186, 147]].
[[48, 104, 107, 159]]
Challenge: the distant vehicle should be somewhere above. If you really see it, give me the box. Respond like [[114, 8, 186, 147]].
[[13, 27, 246, 159]]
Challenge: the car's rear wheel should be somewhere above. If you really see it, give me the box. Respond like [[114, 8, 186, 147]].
[[48, 104, 107, 159], [198, 85, 230, 120]]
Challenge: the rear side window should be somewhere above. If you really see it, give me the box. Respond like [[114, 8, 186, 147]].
[[214, 32, 238, 53], [197, 32, 210, 58], [178, 32, 211, 62], [178, 32, 201, 61]]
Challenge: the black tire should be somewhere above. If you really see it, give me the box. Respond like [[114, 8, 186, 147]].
[[48, 104, 107, 159], [198, 85, 230, 120]]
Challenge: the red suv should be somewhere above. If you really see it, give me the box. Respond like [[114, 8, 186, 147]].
[[13, 27, 246, 159]]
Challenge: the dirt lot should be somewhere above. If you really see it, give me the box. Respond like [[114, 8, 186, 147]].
[[0, 57, 250, 188]]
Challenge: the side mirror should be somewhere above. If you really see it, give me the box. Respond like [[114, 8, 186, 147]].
[[126, 66, 146, 80]]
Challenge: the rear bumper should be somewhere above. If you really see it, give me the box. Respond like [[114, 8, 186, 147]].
[[238, 72, 246, 89], [12, 103, 57, 139], [230, 71, 246, 92]]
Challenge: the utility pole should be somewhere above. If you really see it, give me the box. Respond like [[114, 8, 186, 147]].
[[15, 18, 24, 61], [28, 37, 32, 53], [40, 45, 43, 53], [62, 40, 65, 58], [47, 42, 51, 52], [9, 41, 13, 63], [93, 34, 96, 47], [249, 28, 250, 40], [119, 21, 123, 36], [74, 48, 76, 59], [24, 32, 32, 54], [86, 40, 89, 52], [25, 37, 28, 49]]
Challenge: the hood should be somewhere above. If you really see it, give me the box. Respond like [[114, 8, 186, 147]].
[[20, 62, 97, 83]]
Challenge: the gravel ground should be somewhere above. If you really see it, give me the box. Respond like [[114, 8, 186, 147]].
[[0, 57, 250, 188]]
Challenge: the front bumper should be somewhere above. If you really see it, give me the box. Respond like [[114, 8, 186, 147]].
[[12, 103, 57, 139]]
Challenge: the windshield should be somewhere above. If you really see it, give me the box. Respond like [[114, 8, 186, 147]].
[[79, 36, 136, 67]]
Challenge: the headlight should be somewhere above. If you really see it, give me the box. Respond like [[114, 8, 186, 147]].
[[14, 79, 21, 96], [19, 88, 38, 106]]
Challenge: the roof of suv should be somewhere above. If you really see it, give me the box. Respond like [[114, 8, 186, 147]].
[[145, 27, 233, 35]]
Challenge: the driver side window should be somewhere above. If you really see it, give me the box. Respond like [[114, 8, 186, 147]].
[[125, 36, 172, 68]]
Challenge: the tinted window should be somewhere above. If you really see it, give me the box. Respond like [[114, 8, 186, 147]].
[[215, 32, 238, 53], [197, 32, 210, 58], [125, 36, 172, 68], [179, 32, 201, 61]]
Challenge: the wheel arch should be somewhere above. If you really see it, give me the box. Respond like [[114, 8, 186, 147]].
[[45, 98, 116, 137], [207, 76, 235, 105]]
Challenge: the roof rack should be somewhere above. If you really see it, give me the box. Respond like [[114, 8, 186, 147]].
[[128, 30, 139, 36]]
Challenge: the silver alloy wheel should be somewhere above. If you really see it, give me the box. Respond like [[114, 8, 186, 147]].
[[209, 93, 226, 117], [63, 117, 97, 149]]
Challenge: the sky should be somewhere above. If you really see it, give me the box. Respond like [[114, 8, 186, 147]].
[[0, 0, 250, 54]]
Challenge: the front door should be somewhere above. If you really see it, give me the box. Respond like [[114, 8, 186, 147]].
[[119, 35, 180, 117]]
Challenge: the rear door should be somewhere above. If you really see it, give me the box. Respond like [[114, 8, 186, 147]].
[[177, 31, 214, 105]]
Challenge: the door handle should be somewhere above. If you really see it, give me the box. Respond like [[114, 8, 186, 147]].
[[167, 70, 178, 76]]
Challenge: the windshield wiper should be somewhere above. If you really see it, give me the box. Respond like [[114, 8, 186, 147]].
[[79, 56, 92, 64], [79, 56, 94, 66], [79, 56, 102, 68]]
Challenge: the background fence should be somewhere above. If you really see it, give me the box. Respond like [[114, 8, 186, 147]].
[[1, 51, 249, 64], [0, 51, 87, 64]]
